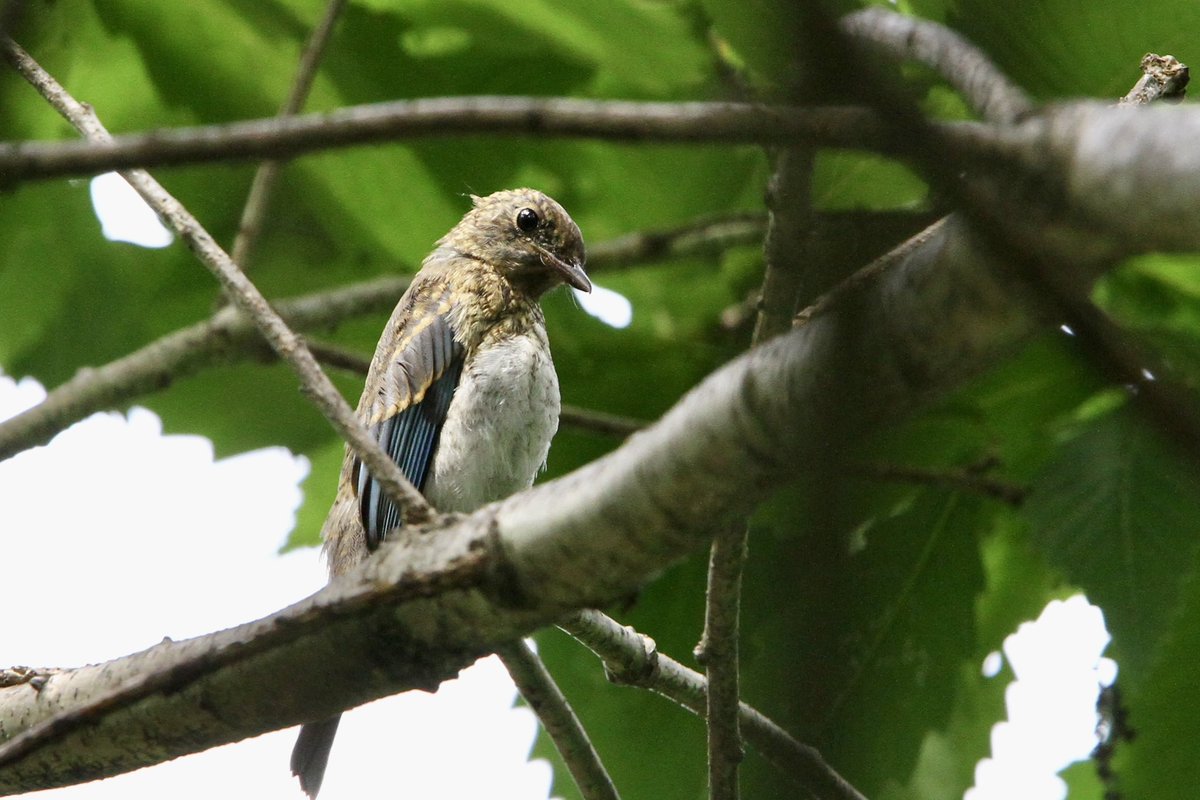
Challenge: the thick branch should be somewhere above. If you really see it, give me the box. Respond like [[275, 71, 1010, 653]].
[[560, 611, 867, 800], [0, 210, 1044, 792], [0, 98, 882, 185], [803, 10, 1200, 457]]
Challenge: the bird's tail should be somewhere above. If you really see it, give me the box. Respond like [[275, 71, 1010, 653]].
[[291, 715, 342, 798]]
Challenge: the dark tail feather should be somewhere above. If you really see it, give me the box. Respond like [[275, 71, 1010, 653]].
[[291, 715, 342, 798]]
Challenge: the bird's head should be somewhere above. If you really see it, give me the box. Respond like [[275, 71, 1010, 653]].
[[440, 188, 591, 297]]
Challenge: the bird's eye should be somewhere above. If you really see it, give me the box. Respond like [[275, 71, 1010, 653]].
[[516, 208, 540, 232]]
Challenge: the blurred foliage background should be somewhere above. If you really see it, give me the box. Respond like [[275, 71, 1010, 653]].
[[3, 1, 1200, 798]]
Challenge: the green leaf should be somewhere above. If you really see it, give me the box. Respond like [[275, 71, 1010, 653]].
[[1023, 407, 1200, 686], [736, 479, 988, 797], [1112, 542, 1200, 800]]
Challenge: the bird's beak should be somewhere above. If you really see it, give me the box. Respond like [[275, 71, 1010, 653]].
[[547, 252, 592, 293]]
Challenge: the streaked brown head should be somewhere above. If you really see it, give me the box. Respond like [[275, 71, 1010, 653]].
[[439, 188, 590, 297]]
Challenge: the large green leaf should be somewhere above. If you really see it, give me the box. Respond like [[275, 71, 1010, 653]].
[[1023, 407, 1200, 686], [1112, 539, 1200, 800]]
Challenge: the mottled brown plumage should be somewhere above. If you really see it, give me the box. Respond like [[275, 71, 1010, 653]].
[[291, 188, 588, 798]]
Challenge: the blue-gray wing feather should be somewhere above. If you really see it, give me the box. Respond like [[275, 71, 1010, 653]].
[[357, 311, 465, 550]]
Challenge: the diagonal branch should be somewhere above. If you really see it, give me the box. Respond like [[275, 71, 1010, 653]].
[[808, 8, 1200, 458], [847, 459, 1027, 506], [560, 611, 867, 800], [1, 37, 432, 521], [588, 212, 766, 273], [229, 0, 346, 271], [496, 642, 621, 800], [304, 341, 647, 438], [0, 275, 408, 462]]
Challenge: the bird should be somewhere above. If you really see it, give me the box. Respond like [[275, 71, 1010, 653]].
[[290, 188, 590, 798]]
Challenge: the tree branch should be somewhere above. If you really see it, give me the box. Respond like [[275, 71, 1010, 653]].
[[1119, 53, 1189, 106], [0, 98, 884, 185], [805, 9, 1200, 458], [840, 8, 1034, 124], [0, 274, 408, 462], [694, 526, 747, 800], [847, 459, 1027, 506], [695, 142, 815, 800], [559, 611, 867, 800], [495, 642, 621, 800], [559, 405, 646, 438], [303, 340, 649, 439], [228, 0, 346, 272], [2, 37, 433, 521], [587, 212, 766, 273]]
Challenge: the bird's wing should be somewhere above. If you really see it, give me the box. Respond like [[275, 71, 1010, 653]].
[[356, 289, 466, 550]]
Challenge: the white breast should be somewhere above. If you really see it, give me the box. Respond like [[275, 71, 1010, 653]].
[[423, 326, 560, 514]]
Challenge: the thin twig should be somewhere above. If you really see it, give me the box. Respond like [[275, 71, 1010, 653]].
[[0, 98, 887, 185], [847, 460, 1027, 506], [694, 527, 748, 800], [1118, 53, 1189, 106], [840, 7, 1034, 124], [229, 0, 346, 271], [1, 37, 432, 522], [559, 405, 646, 438], [304, 339, 372, 375], [559, 611, 868, 800], [588, 212, 766, 273], [794, 218, 948, 329], [694, 148, 814, 800], [495, 641, 621, 800], [696, 142, 814, 800], [753, 148, 813, 340]]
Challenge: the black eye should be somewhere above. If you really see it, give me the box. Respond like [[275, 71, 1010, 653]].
[[516, 208, 539, 232]]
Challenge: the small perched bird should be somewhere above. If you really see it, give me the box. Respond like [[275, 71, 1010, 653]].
[[290, 188, 589, 797]]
